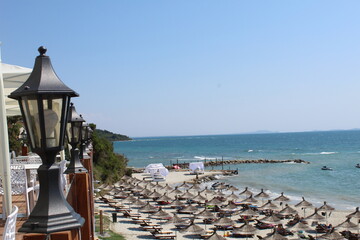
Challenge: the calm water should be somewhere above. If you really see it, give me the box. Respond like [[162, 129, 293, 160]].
[[114, 130, 360, 210]]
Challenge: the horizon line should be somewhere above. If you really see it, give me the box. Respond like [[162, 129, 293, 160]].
[[126, 128, 360, 139]]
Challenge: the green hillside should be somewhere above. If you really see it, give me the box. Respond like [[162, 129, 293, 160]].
[[95, 129, 132, 141]]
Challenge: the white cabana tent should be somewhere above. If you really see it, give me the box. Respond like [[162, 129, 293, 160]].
[[0, 61, 32, 218], [189, 162, 205, 174], [144, 163, 169, 181]]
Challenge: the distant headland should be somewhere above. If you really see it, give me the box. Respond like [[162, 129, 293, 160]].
[[95, 129, 132, 141]]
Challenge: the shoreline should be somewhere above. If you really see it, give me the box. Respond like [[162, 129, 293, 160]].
[[95, 170, 357, 240]]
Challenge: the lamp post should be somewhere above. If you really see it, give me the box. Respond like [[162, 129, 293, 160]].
[[64, 103, 87, 174], [79, 120, 90, 159], [85, 125, 93, 152], [9, 46, 84, 233]]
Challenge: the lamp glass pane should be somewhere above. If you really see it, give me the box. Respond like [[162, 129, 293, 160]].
[[21, 97, 41, 149], [73, 122, 81, 144], [42, 97, 63, 148], [81, 125, 87, 139], [66, 122, 71, 143]]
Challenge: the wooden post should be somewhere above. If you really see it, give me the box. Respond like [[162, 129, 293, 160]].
[[67, 172, 92, 240], [83, 151, 95, 239], [23, 229, 79, 240], [100, 210, 104, 235], [222, 156, 224, 170]]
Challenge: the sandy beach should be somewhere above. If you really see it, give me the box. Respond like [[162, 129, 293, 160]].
[[94, 170, 357, 240]]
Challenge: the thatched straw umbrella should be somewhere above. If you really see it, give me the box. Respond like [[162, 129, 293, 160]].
[[243, 195, 259, 205], [263, 229, 288, 240], [305, 208, 326, 222], [261, 200, 281, 211], [239, 187, 253, 197], [319, 229, 345, 240], [273, 192, 290, 204], [232, 221, 257, 240], [195, 209, 216, 230], [180, 222, 205, 236], [279, 204, 298, 218], [179, 190, 195, 200], [260, 215, 282, 224], [295, 197, 313, 217]]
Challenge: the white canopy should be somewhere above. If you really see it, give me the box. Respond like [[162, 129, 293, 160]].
[[0, 62, 31, 218], [189, 162, 205, 173], [1, 63, 32, 116], [144, 163, 169, 177]]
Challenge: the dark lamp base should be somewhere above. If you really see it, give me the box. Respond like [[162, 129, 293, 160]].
[[19, 164, 84, 233]]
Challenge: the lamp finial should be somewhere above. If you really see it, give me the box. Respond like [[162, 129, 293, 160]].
[[38, 46, 47, 56]]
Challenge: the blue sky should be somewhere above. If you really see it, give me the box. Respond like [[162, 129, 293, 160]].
[[1, 1, 360, 137]]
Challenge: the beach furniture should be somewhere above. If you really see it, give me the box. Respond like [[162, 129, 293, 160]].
[[204, 232, 227, 240], [255, 220, 276, 229], [152, 232, 176, 239], [132, 218, 151, 224], [122, 210, 141, 218], [151, 229, 177, 239], [142, 225, 163, 232], [200, 230, 215, 239]]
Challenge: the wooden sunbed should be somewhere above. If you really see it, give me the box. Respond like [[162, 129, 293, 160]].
[[152, 233, 176, 239], [142, 225, 163, 231], [140, 220, 160, 227], [122, 210, 140, 218], [201, 230, 215, 239], [132, 218, 151, 224], [153, 234, 176, 239]]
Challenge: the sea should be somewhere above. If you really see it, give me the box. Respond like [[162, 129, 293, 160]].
[[113, 130, 360, 210]]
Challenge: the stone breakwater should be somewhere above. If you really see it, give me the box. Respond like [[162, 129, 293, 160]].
[[204, 159, 310, 166]]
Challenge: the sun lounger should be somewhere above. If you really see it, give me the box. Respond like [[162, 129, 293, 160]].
[[140, 220, 161, 227], [152, 234, 176, 239], [142, 226, 163, 231], [201, 230, 214, 239], [122, 210, 140, 218], [132, 218, 151, 224], [151, 230, 176, 239]]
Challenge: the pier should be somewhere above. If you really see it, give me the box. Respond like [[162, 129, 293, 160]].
[[170, 158, 310, 169]]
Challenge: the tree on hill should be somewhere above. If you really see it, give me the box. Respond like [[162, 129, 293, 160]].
[[95, 129, 131, 141], [90, 123, 130, 183]]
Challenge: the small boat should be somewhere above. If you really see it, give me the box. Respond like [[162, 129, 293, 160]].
[[321, 166, 333, 171], [355, 164, 360, 168]]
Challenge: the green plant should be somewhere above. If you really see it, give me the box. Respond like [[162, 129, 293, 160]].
[[7, 115, 23, 155], [90, 123, 129, 184]]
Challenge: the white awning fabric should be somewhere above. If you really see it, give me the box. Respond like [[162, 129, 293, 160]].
[[0, 62, 31, 218], [1, 63, 32, 116]]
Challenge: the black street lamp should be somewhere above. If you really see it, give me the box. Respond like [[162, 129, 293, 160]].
[[85, 125, 93, 149], [79, 119, 88, 159], [9, 47, 84, 233], [64, 103, 87, 174]]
